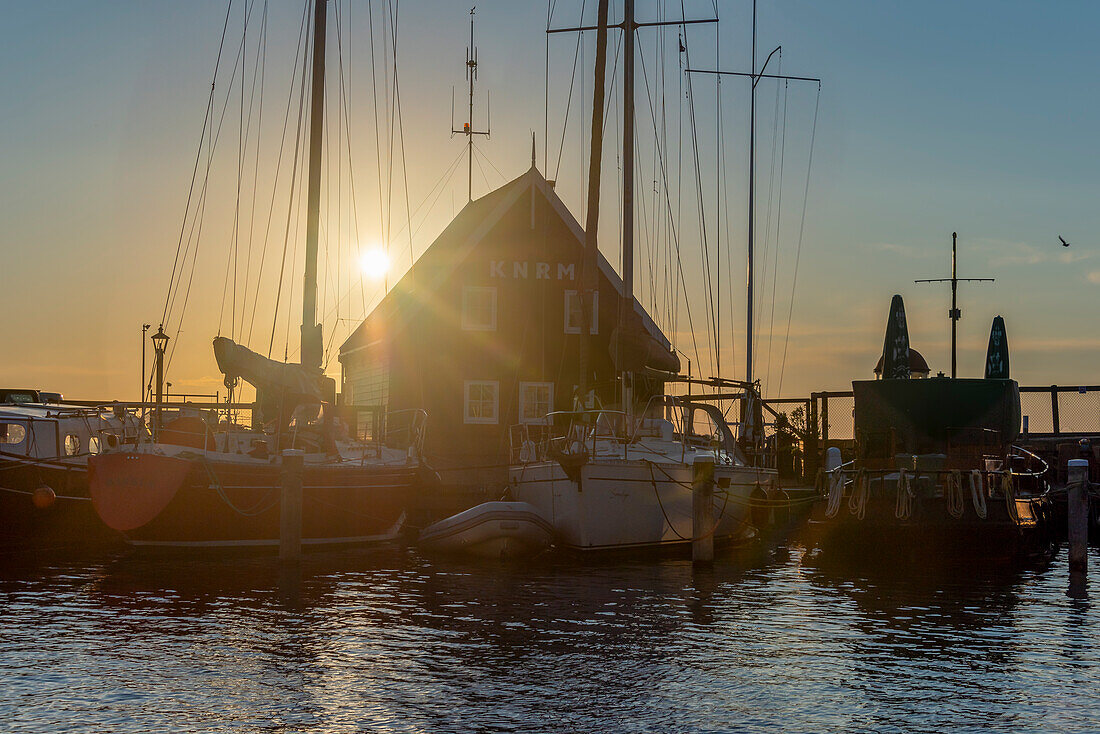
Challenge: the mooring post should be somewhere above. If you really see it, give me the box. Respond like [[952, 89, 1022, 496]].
[[692, 454, 715, 563], [280, 449, 305, 562], [1068, 458, 1089, 598]]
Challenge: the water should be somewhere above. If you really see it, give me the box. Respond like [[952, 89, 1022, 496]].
[[3, 543, 1100, 733]]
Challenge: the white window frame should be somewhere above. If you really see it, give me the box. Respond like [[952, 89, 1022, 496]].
[[564, 290, 598, 334], [519, 381, 554, 425], [462, 286, 498, 331], [463, 380, 500, 425]]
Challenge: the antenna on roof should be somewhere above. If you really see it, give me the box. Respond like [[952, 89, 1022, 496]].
[[451, 6, 491, 203], [915, 232, 995, 378]]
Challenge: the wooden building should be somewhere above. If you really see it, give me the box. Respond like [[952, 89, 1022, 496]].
[[338, 165, 672, 487]]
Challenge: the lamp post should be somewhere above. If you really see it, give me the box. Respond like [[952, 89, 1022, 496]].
[[141, 324, 150, 403], [151, 326, 170, 434]]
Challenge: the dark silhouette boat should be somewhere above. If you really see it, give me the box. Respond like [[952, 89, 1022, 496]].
[[808, 296, 1052, 561]]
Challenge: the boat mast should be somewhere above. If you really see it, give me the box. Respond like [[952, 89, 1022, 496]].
[[746, 0, 756, 386], [620, 0, 635, 416], [301, 0, 327, 372], [549, 5, 711, 407], [578, 0, 610, 405], [684, 2, 818, 386]]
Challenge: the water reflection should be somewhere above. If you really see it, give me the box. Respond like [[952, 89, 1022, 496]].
[[2, 543, 1100, 732]]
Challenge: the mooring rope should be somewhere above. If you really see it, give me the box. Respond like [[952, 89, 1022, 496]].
[[847, 468, 868, 520], [645, 460, 734, 541], [201, 458, 279, 518], [895, 469, 914, 520], [1002, 470, 1019, 524], [824, 470, 844, 519], [945, 470, 965, 519], [969, 469, 988, 520]]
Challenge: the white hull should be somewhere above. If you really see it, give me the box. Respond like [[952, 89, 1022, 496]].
[[511, 460, 774, 551]]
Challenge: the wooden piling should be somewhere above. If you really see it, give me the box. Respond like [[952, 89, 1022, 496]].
[[280, 449, 305, 562], [692, 455, 715, 563], [1068, 458, 1089, 598]]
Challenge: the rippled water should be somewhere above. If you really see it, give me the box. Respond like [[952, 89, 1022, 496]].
[[3, 541, 1100, 733]]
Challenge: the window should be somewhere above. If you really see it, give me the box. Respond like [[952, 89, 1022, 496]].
[[564, 290, 598, 334], [464, 380, 499, 424], [64, 434, 80, 456], [519, 382, 554, 424], [88, 436, 101, 454], [0, 423, 26, 445], [462, 287, 497, 331]]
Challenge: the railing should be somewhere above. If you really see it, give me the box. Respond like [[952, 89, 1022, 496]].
[[508, 394, 754, 467], [763, 383, 1100, 484]]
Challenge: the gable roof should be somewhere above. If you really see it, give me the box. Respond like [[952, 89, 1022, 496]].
[[340, 165, 671, 356]]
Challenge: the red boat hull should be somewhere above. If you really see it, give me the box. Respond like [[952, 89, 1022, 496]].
[[89, 452, 415, 548]]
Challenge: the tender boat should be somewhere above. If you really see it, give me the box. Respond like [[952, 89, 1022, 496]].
[[417, 501, 554, 559]]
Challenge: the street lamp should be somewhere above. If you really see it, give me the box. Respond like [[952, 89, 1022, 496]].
[[151, 326, 170, 432], [141, 324, 150, 403]]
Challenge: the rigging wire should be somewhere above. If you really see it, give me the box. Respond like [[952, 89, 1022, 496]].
[[167, 1, 258, 372], [777, 84, 821, 397], [681, 28, 718, 379], [267, 1, 313, 358], [390, 0, 416, 270], [245, 0, 312, 346], [636, 25, 702, 377], [764, 79, 789, 396], [552, 0, 587, 184], [161, 0, 234, 330]]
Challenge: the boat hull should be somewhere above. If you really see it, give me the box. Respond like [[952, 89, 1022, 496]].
[[418, 501, 554, 559], [89, 452, 416, 548], [806, 492, 1053, 562], [511, 460, 773, 551], [0, 457, 120, 547]]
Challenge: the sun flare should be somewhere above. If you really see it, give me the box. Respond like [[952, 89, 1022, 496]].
[[359, 248, 390, 280]]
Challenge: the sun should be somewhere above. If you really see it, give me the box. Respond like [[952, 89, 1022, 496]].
[[359, 248, 390, 280]]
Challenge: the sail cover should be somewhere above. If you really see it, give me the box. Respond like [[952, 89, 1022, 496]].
[[212, 337, 324, 403], [879, 294, 911, 380], [984, 315, 1010, 379], [609, 308, 681, 374]]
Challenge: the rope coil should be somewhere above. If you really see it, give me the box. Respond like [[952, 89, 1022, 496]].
[[968, 469, 988, 520], [825, 470, 844, 519], [1002, 470, 1019, 524], [895, 469, 914, 520], [848, 468, 868, 520], [945, 470, 965, 519]]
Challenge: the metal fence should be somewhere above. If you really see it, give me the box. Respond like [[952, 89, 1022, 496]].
[[762, 384, 1100, 481]]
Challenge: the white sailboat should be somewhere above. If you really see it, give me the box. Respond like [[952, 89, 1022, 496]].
[[509, 0, 777, 552]]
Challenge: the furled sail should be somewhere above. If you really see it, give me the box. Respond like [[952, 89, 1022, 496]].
[[984, 315, 1010, 379], [212, 337, 324, 403], [879, 294, 911, 380], [609, 308, 681, 374]]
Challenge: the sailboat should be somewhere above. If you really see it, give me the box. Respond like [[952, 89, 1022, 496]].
[[509, 0, 777, 552], [88, 0, 427, 548]]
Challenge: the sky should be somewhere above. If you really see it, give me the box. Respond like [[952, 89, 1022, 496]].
[[1, 0, 1098, 403]]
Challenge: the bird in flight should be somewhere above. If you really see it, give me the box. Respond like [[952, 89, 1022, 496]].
[[1059, 235, 1070, 247]]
